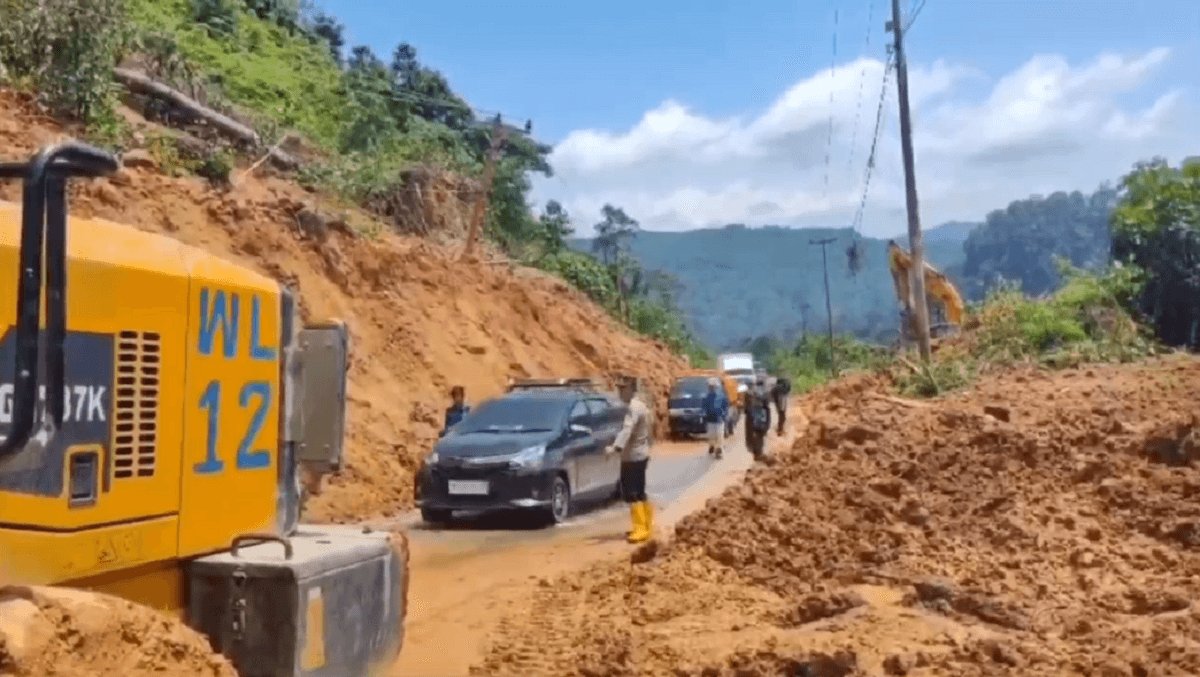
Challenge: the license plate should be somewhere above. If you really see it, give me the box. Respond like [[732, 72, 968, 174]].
[[448, 480, 489, 495]]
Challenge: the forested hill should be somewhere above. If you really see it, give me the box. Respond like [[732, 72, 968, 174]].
[[570, 222, 974, 349]]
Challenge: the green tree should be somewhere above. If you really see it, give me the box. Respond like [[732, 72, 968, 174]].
[[535, 200, 574, 259], [1110, 157, 1200, 348], [961, 186, 1118, 299], [308, 11, 345, 65], [592, 204, 639, 266]]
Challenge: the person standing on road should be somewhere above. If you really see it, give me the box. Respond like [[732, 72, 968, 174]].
[[744, 376, 772, 459], [440, 385, 471, 438], [701, 377, 728, 459], [607, 377, 653, 544], [771, 376, 791, 436]]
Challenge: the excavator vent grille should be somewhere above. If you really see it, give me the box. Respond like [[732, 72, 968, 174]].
[[112, 331, 161, 479]]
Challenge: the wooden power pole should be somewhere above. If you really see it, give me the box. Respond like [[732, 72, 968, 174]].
[[889, 0, 931, 360], [810, 237, 838, 377], [460, 117, 510, 261]]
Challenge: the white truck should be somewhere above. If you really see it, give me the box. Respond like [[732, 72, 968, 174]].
[[718, 353, 756, 393]]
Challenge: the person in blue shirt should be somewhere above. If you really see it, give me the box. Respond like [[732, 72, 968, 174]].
[[701, 378, 728, 459], [440, 385, 470, 438]]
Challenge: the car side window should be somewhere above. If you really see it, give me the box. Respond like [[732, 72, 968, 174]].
[[568, 400, 590, 425], [584, 398, 606, 417]]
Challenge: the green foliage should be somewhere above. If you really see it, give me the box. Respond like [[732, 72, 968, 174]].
[[896, 359, 976, 398], [195, 145, 236, 184], [768, 333, 890, 393], [961, 186, 1118, 299], [973, 262, 1153, 366], [128, 0, 346, 146], [539, 250, 618, 309], [1110, 158, 1200, 349], [537, 202, 711, 363], [896, 264, 1156, 398], [145, 130, 195, 176], [0, 0, 130, 123]]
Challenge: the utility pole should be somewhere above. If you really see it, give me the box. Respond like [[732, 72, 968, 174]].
[[460, 116, 510, 261], [810, 237, 838, 377], [889, 0, 931, 360]]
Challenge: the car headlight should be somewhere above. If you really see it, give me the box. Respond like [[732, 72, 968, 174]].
[[508, 444, 546, 470], [669, 408, 686, 416], [424, 451, 439, 466], [737, 384, 747, 392]]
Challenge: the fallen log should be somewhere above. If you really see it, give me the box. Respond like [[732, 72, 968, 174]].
[[113, 67, 299, 170]]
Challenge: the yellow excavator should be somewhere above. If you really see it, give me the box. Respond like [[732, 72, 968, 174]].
[[0, 142, 406, 675], [886, 240, 965, 341]]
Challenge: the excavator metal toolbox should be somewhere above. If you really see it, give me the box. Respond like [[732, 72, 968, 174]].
[[185, 525, 407, 677]]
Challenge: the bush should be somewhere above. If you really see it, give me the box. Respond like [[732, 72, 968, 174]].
[[0, 0, 130, 123], [770, 333, 890, 393], [895, 262, 1157, 397], [538, 251, 617, 309]]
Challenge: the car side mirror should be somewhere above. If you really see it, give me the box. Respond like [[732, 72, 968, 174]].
[[568, 423, 591, 437]]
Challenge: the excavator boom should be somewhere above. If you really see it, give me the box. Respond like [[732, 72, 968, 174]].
[[886, 240, 965, 330]]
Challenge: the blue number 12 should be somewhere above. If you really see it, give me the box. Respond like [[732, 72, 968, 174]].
[[194, 380, 273, 474]]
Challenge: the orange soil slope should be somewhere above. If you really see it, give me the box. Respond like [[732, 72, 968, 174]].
[[476, 356, 1200, 677], [0, 90, 690, 523]]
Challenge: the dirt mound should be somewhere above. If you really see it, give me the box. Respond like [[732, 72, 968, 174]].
[[0, 586, 235, 677], [0, 89, 689, 523], [475, 356, 1200, 676]]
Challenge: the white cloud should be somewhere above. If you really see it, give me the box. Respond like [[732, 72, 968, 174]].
[[535, 47, 1192, 237]]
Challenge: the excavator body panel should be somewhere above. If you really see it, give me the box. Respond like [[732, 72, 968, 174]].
[[0, 143, 406, 676]]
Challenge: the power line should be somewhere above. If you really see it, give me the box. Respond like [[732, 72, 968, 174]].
[[845, 0, 876, 177], [904, 0, 927, 33], [850, 55, 895, 235], [822, 8, 839, 200]]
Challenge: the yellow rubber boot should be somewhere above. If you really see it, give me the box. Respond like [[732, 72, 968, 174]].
[[626, 503, 640, 538], [628, 501, 651, 543]]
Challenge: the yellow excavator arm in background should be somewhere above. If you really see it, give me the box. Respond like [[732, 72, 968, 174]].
[[886, 240, 965, 326]]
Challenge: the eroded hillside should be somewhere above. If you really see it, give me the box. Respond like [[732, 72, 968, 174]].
[[0, 89, 690, 523]]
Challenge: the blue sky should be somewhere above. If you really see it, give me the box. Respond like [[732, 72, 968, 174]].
[[319, 0, 1200, 235]]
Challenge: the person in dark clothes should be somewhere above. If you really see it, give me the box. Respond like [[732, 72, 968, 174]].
[[743, 376, 772, 459], [440, 385, 470, 438], [771, 376, 791, 436]]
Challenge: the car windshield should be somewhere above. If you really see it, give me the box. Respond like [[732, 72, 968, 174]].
[[670, 378, 710, 398], [455, 397, 570, 434]]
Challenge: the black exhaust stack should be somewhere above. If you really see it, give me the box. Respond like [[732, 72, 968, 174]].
[[0, 142, 119, 458]]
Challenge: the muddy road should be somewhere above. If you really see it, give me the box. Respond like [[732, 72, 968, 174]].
[[385, 424, 794, 676]]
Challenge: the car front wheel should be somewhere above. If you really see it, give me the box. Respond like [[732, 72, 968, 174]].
[[546, 475, 571, 524]]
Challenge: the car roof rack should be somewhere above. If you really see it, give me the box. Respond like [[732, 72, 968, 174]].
[[505, 377, 603, 393]]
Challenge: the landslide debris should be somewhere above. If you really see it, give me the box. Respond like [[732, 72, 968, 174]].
[[0, 89, 690, 523], [0, 586, 237, 677], [475, 356, 1200, 676]]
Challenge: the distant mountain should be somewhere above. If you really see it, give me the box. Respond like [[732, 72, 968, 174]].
[[570, 223, 974, 350], [889, 220, 983, 245]]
